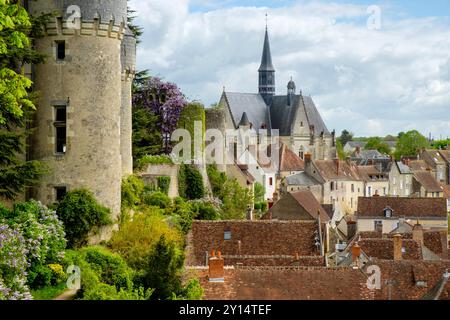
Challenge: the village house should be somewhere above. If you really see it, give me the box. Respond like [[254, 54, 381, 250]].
[[281, 171, 322, 199], [438, 148, 450, 185], [419, 149, 448, 184], [343, 141, 367, 154], [304, 154, 364, 215], [357, 165, 389, 197], [389, 161, 414, 197], [356, 197, 448, 234], [351, 148, 391, 169]]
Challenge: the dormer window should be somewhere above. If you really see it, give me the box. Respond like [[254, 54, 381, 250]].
[[384, 206, 393, 218], [224, 230, 231, 240]]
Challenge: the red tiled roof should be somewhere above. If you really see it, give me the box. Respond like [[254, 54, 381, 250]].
[[314, 159, 361, 180], [356, 197, 447, 218], [279, 143, 304, 172], [413, 171, 442, 192], [358, 238, 422, 260], [289, 190, 330, 222], [195, 266, 374, 300], [440, 183, 450, 199], [187, 221, 321, 266], [408, 160, 431, 172]]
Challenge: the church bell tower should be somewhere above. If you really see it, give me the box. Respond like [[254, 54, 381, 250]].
[[258, 18, 275, 105]]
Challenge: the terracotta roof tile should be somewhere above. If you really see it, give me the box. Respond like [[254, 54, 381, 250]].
[[314, 159, 361, 180], [289, 190, 330, 222], [413, 171, 442, 192], [279, 143, 305, 172], [358, 238, 422, 260], [408, 160, 431, 172], [356, 197, 447, 218]]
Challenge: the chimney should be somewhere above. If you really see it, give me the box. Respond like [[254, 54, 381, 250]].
[[412, 221, 424, 246], [393, 233, 403, 261], [334, 158, 340, 174], [304, 153, 312, 167], [352, 243, 361, 262], [208, 249, 224, 282]]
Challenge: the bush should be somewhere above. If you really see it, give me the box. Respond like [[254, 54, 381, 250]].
[[221, 179, 253, 220], [27, 264, 52, 289], [47, 264, 66, 285], [206, 164, 227, 199], [189, 198, 222, 221], [136, 155, 173, 170], [142, 191, 172, 209], [121, 175, 145, 209], [180, 164, 204, 200], [109, 207, 182, 271], [254, 182, 265, 203], [56, 189, 112, 248], [0, 223, 31, 300], [80, 246, 133, 291], [157, 176, 171, 195], [4, 200, 66, 265], [138, 235, 184, 300]]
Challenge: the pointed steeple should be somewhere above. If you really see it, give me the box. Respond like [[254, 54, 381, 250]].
[[258, 27, 275, 72], [258, 14, 276, 104], [239, 112, 250, 127]]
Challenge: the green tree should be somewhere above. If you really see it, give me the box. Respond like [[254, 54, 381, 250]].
[[140, 235, 184, 300], [395, 130, 429, 159], [336, 140, 345, 160], [56, 189, 112, 248], [432, 139, 450, 150], [338, 130, 353, 146], [254, 182, 265, 203], [179, 164, 204, 200], [365, 137, 391, 154], [206, 164, 227, 199], [0, 1, 48, 200], [221, 179, 253, 220]]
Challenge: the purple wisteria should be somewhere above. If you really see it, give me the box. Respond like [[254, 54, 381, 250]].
[[133, 77, 187, 152]]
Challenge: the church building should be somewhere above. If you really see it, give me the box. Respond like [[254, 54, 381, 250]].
[[216, 25, 337, 161]]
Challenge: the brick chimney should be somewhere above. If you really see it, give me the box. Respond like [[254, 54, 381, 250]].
[[412, 221, 424, 246], [393, 233, 403, 261], [304, 153, 312, 167], [334, 158, 340, 175], [208, 250, 224, 282], [352, 243, 361, 262]]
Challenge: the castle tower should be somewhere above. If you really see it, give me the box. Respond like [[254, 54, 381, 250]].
[[27, 0, 132, 224], [258, 25, 275, 104], [121, 28, 137, 175]]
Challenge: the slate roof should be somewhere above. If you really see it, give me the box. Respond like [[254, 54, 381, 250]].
[[353, 150, 386, 159], [259, 29, 275, 72], [396, 161, 412, 174], [346, 141, 367, 148], [224, 92, 268, 129], [413, 171, 442, 192], [279, 143, 304, 172], [357, 165, 388, 182], [285, 172, 321, 186], [301, 95, 330, 135], [356, 197, 447, 219]]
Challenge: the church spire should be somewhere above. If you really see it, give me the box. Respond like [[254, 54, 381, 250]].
[[258, 14, 275, 104]]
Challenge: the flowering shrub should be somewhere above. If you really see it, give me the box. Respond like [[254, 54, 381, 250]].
[[0, 200, 67, 298], [0, 224, 31, 300]]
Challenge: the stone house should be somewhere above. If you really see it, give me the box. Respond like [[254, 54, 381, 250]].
[[356, 197, 448, 234], [412, 170, 444, 198], [281, 171, 322, 201], [304, 154, 364, 215], [357, 165, 389, 197], [438, 149, 450, 185], [389, 161, 413, 197], [419, 149, 447, 184], [343, 141, 366, 154]]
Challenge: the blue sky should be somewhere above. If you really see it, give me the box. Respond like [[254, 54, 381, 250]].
[[130, 0, 450, 137]]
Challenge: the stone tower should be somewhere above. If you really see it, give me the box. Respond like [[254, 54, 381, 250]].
[[258, 26, 275, 104], [27, 0, 135, 224]]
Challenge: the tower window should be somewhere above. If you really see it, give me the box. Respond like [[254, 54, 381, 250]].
[[56, 41, 65, 60], [55, 186, 67, 202], [54, 106, 67, 154]]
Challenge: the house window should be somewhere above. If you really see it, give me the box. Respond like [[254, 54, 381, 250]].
[[351, 184, 355, 192], [55, 186, 67, 202], [383, 187, 387, 196], [351, 198, 353, 208], [299, 151, 304, 159], [330, 182, 334, 191], [224, 231, 231, 240], [56, 41, 66, 60], [367, 186, 372, 197], [269, 177, 273, 186], [400, 181, 404, 190], [374, 220, 383, 232], [384, 207, 393, 218], [54, 106, 67, 154]]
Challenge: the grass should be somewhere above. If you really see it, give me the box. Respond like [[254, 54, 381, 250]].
[[31, 282, 67, 300]]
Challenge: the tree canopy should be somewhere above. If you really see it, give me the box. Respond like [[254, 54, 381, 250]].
[[394, 130, 429, 159]]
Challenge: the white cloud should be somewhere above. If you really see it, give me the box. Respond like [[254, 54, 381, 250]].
[[129, 0, 450, 138]]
